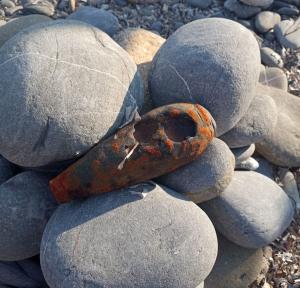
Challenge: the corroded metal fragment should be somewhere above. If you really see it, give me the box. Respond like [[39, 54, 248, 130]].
[[50, 103, 215, 203]]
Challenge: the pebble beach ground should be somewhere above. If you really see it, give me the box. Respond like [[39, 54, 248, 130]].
[[0, 0, 299, 287]]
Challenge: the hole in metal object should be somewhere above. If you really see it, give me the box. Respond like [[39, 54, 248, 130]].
[[164, 115, 196, 142], [134, 119, 159, 144]]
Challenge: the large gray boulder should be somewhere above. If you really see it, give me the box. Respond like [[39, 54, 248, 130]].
[[149, 18, 260, 136], [0, 15, 51, 48], [0, 172, 57, 261], [220, 92, 278, 148], [205, 234, 269, 288], [157, 138, 235, 204], [41, 183, 218, 288], [0, 261, 40, 287], [201, 171, 294, 248], [0, 20, 143, 167], [67, 7, 119, 36], [256, 84, 300, 167], [0, 156, 15, 184]]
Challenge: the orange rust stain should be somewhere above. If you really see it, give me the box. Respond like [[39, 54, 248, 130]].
[[164, 139, 174, 151], [187, 108, 201, 122], [196, 105, 212, 125], [143, 146, 162, 157], [199, 127, 213, 140], [169, 108, 181, 118]]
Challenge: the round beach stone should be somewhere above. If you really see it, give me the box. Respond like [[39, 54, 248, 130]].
[[224, 0, 261, 19], [259, 67, 288, 91], [231, 144, 255, 165], [0, 15, 51, 48], [220, 92, 278, 148], [67, 6, 119, 36], [240, 0, 273, 7], [255, 11, 281, 34], [260, 47, 283, 68], [255, 84, 300, 167], [0, 20, 143, 167], [114, 28, 165, 114], [201, 171, 294, 248], [0, 156, 15, 184], [205, 234, 269, 288], [0, 171, 57, 261], [157, 138, 235, 204], [41, 183, 218, 288], [274, 19, 300, 49], [0, 261, 40, 287], [22, 0, 55, 16], [150, 18, 260, 136]]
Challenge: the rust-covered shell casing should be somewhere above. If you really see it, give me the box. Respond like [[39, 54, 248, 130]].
[[50, 103, 215, 203]]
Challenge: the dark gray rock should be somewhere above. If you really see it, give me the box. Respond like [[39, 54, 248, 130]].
[[254, 155, 276, 180], [67, 7, 119, 36], [0, 172, 57, 261], [157, 138, 235, 204], [256, 85, 300, 167], [187, 0, 212, 8], [277, 6, 299, 16], [224, 0, 261, 19], [255, 11, 281, 33], [0, 261, 40, 287], [240, 0, 273, 7], [22, 0, 55, 16], [0, 15, 51, 48], [150, 21, 163, 33], [231, 144, 255, 165], [17, 258, 46, 284], [41, 183, 218, 288], [274, 18, 300, 49], [150, 18, 260, 136], [205, 234, 269, 288], [220, 92, 278, 148], [0, 156, 15, 184], [260, 47, 283, 68], [201, 171, 294, 248], [0, 20, 143, 167], [259, 67, 288, 91]]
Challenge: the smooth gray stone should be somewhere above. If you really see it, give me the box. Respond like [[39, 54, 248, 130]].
[[239, 0, 273, 7], [187, 0, 212, 8], [205, 234, 269, 288], [0, 172, 57, 261], [0, 0, 15, 8], [150, 18, 260, 136], [41, 183, 218, 288], [0, 156, 15, 185], [274, 18, 300, 49], [277, 6, 299, 16], [67, 7, 119, 36], [231, 144, 255, 165], [220, 92, 278, 148], [157, 138, 235, 204], [255, 11, 281, 33], [201, 171, 294, 248], [17, 258, 46, 284], [0, 15, 51, 48], [260, 47, 283, 68], [224, 0, 261, 19], [256, 84, 300, 167], [0, 20, 143, 167], [235, 157, 259, 171], [23, 0, 55, 16], [259, 67, 288, 91], [0, 261, 40, 287]]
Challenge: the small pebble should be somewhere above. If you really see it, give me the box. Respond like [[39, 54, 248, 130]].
[[255, 11, 281, 33], [260, 46, 284, 68]]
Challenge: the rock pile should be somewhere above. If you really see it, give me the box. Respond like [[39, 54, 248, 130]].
[[0, 5, 299, 288]]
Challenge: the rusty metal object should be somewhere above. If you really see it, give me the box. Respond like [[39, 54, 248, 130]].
[[50, 103, 215, 203]]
